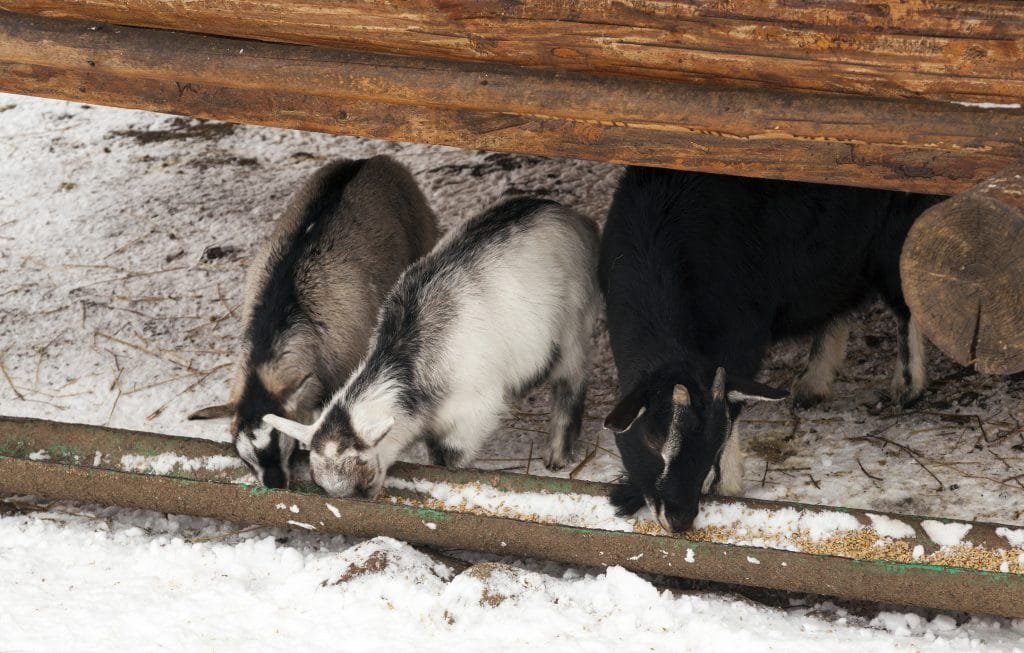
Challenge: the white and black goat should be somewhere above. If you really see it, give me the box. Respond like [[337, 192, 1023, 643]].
[[188, 156, 438, 488], [263, 197, 600, 498], [599, 166, 941, 532]]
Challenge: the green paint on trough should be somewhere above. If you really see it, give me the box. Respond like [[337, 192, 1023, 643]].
[[856, 558, 1018, 582], [0, 437, 29, 457], [406, 507, 452, 523]]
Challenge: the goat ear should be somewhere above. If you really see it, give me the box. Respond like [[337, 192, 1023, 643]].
[[726, 376, 788, 403], [711, 367, 727, 402], [283, 374, 320, 416], [358, 416, 395, 448], [262, 413, 315, 446], [671, 384, 691, 408], [604, 384, 650, 432], [188, 403, 235, 420]]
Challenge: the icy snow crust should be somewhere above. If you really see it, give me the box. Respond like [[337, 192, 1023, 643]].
[[3, 95, 1024, 649], [120, 452, 244, 475], [866, 514, 917, 540], [920, 520, 973, 548]]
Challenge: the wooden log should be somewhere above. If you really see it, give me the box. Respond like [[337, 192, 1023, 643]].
[[902, 164, 1024, 375], [1, 12, 1023, 195], [2, 0, 1024, 107]]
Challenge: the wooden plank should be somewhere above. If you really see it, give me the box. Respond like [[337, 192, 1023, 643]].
[[3, 0, 1024, 106], [1, 12, 1023, 194], [902, 163, 1024, 375]]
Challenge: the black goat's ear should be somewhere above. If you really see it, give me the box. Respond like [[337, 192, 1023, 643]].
[[604, 384, 650, 433], [672, 384, 691, 408], [726, 376, 788, 403], [711, 367, 727, 402]]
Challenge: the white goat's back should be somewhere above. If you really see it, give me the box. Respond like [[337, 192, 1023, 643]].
[[438, 205, 598, 398]]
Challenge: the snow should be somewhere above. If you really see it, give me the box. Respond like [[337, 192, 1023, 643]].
[[952, 101, 1023, 109], [3, 94, 1024, 649], [866, 514, 916, 540], [4, 510, 1024, 652], [997, 527, 1024, 548], [120, 452, 243, 475], [387, 476, 631, 532], [921, 520, 973, 547], [692, 501, 861, 546]]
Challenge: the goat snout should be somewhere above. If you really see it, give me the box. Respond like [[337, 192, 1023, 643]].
[[260, 466, 289, 490], [310, 450, 383, 498], [659, 506, 698, 533], [649, 498, 698, 533]]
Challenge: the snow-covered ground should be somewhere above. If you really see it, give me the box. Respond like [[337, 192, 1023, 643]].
[[2, 95, 1023, 651]]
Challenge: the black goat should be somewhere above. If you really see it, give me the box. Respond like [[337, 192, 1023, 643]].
[[598, 166, 941, 532]]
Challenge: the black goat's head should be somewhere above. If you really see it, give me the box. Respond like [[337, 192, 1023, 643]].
[[605, 366, 786, 532]]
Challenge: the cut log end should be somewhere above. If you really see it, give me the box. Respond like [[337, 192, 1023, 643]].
[[901, 166, 1024, 375]]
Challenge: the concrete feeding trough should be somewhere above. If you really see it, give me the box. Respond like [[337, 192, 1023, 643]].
[[1, 415, 1022, 618]]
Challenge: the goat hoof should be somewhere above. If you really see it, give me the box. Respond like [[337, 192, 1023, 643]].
[[542, 450, 568, 471], [791, 377, 832, 409], [890, 388, 924, 409], [791, 385, 830, 409], [792, 393, 828, 409]]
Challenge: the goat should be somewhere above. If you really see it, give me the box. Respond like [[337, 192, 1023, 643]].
[[263, 197, 600, 498], [188, 155, 438, 488], [598, 166, 941, 532]]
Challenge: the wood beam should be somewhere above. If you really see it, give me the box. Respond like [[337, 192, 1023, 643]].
[[1, 12, 1023, 194], [2, 1, 1023, 106]]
